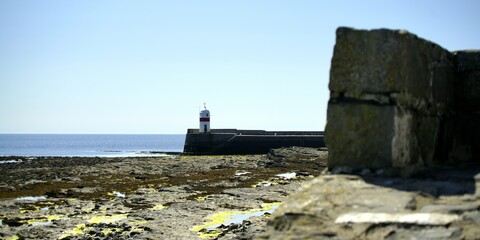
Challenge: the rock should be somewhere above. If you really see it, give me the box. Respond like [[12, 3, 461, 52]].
[[453, 50, 480, 161], [326, 27, 456, 175], [385, 227, 462, 240], [330, 166, 354, 174], [454, 50, 480, 72], [335, 212, 460, 225], [463, 211, 480, 226], [261, 147, 328, 169], [329, 27, 454, 111], [260, 175, 419, 239], [359, 168, 373, 177], [267, 147, 327, 161], [420, 204, 479, 214], [260, 166, 480, 240], [326, 102, 396, 170]]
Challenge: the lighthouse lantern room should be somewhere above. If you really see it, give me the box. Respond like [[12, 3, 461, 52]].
[[199, 103, 210, 133]]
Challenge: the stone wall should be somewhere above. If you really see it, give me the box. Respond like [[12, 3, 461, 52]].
[[325, 27, 479, 175], [453, 51, 480, 161]]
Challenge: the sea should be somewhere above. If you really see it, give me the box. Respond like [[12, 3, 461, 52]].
[[0, 134, 185, 157]]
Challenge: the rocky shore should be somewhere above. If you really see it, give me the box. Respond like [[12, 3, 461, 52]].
[[0, 147, 327, 239], [2, 148, 480, 239]]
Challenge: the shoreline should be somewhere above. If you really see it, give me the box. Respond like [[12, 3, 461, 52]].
[[0, 147, 328, 239], [0, 151, 183, 159]]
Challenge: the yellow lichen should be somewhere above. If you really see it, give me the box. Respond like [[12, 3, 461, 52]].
[[59, 214, 128, 239], [195, 195, 209, 201], [151, 204, 167, 210], [121, 226, 145, 236], [59, 224, 90, 239], [19, 214, 66, 226], [88, 214, 128, 224], [47, 215, 65, 221], [20, 205, 40, 213], [149, 188, 158, 193], [261, 202, 281, 209], [130, 220, 148, 225], [101, 227, 122, 236], [5, 235, 20, 240]]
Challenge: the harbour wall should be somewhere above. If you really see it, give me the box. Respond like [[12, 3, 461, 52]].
[[183, 129, 324, 155], [325, 27, 480, 176]]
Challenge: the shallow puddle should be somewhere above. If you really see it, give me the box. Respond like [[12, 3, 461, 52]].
[[15, 196, 47, 201], [0, 159, 22, 164], [276, 172, 296, 179], [235, 171, 251, 176], [192, 202, 280, 238], [108, 191, 126, 198]]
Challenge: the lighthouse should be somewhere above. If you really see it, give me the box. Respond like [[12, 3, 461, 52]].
[[199, 103, 210, 133]]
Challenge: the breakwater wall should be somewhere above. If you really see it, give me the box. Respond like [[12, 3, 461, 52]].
[[183, 129, 324, 155], [326, 27, 480, 175]]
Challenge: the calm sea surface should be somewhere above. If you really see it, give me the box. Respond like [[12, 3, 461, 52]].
[[0, 134, 185, 157]]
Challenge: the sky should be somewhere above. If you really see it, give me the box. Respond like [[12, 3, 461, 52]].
[[1, 0, 479, 134]]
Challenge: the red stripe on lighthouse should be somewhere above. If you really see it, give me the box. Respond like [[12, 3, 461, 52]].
[[200, 118, 210, 122]]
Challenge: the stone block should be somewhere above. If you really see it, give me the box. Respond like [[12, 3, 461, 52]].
[[453, 51, 480, 162], [455, 112, 480, 160], [454, 50, 480, 72], [325, 102, 395, 169], [326, 27, 459, 173], [455, 70, 480, 111], [329, 27, 454, 114], [326, 101, 443, 173]]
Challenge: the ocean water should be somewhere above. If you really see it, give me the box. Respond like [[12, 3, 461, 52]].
[[0, 134, 185, 157]]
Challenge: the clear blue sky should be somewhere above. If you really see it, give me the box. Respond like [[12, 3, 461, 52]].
[[1, 0, 479, 134]]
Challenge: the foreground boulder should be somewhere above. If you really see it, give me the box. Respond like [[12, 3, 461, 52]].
[[259, 172, 480, 239], [326, 27, 456, 176], [326, 27, 480, 176]]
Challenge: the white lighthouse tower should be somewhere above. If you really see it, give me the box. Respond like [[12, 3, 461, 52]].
[[199, 103, 210, 133]]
